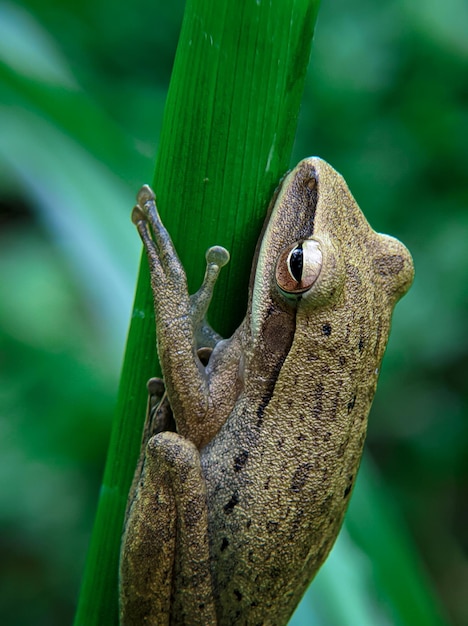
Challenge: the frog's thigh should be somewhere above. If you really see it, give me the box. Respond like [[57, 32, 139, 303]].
[[120, 432, 177, 626], [121, 431, 216, 626]]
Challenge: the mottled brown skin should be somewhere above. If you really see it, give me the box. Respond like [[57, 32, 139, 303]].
[[120, 157, 414, 625]]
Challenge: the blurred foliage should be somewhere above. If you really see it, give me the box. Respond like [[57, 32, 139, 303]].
[[0, 0, 466, 625]]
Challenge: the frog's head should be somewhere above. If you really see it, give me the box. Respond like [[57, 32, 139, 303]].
[[249, 157, 414, 348], [270, 157, 414, 310]]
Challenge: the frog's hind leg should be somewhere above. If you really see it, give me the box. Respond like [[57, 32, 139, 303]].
[[120, 431, 217, 626]]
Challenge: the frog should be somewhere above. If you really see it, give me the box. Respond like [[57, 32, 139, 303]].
[[119, 157, 414, 625]]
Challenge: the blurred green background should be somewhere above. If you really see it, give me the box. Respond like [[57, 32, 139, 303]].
[[0, 0, 466, 624]]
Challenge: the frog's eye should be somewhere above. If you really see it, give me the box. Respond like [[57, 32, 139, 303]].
[[275, 239, 323, 296]]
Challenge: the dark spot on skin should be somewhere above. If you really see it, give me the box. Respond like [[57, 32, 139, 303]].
[[266, 520, 279, 533], [345, 323, 351, 342], [358, 337, 365, 352], [198, 603, 205, 610], [264, 476, 271, 490], [337, 437, 349, 458], [220, 537, 229, 552], [290, 463, 313, 492], [297, 433, 306, 441], [322, 323, 332, 336], [246, 519, 252, 529], [234, 589, 243, 601], [344, 475, 354, 498], [374, 254, 404, 276], [233, 450, 249, 472], [256, 396, 268, 428], [251, 601, 259, 608], [347, 394, 357, 414], [223, 492, 239, 514]]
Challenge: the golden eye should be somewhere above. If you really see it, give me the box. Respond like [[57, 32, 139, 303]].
[[275, 239, 322, 295]]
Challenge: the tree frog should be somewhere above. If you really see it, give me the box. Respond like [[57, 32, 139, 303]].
[[119, 157, 414, 625]]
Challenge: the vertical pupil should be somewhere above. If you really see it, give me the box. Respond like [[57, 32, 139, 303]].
[[289, 245, 303, 282]]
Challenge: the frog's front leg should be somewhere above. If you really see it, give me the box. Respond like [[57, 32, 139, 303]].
[[131, 187, 229, 448], [120, 431, 217, 626]]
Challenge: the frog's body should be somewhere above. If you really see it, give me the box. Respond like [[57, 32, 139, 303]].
[[120, 158, 414, 625]]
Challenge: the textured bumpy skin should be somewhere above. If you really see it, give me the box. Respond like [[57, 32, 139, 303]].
[[120, 157, 414, 625]]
